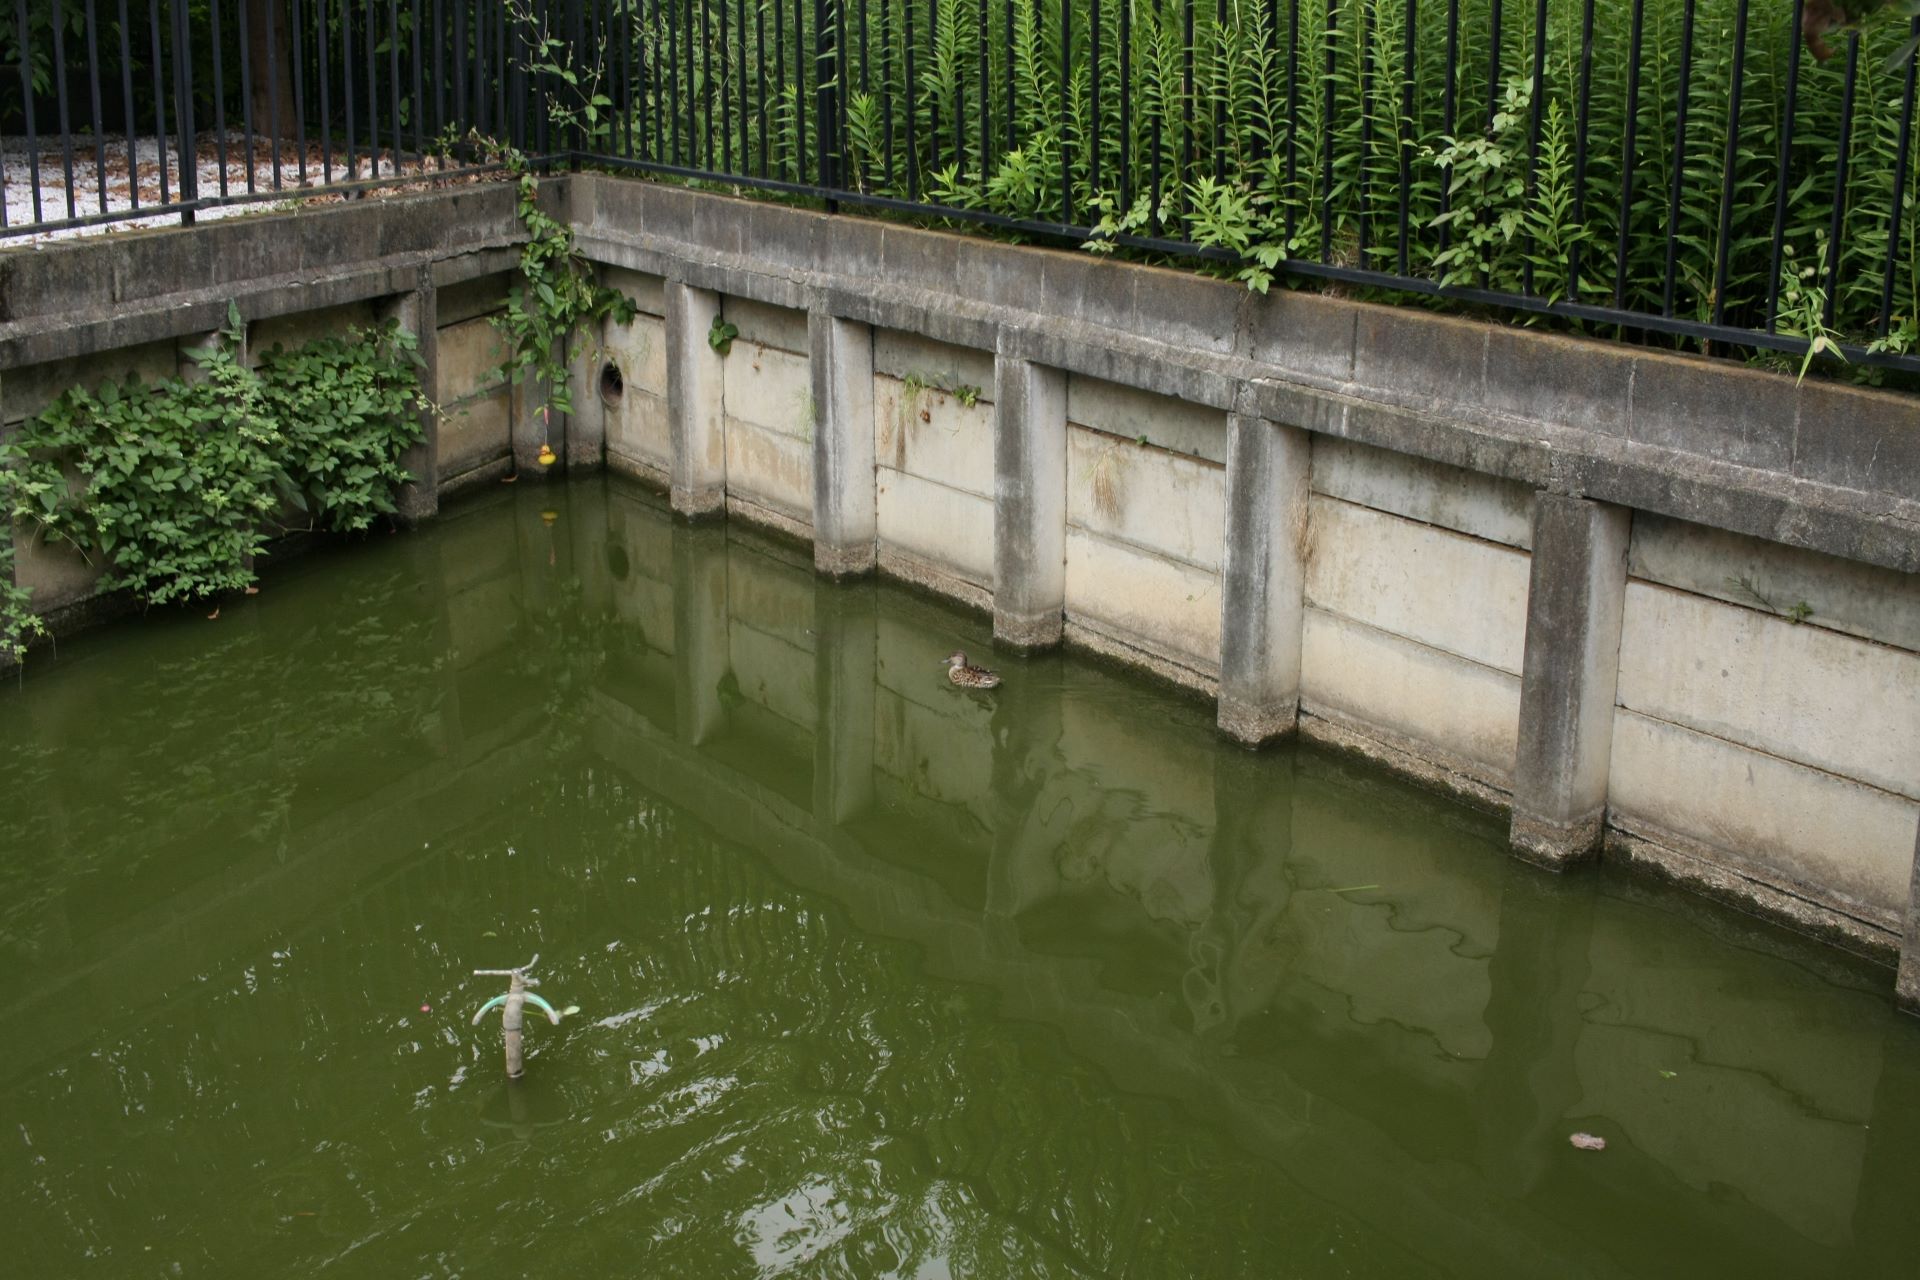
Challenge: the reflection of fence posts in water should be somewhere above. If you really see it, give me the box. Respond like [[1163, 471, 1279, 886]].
[[471, 954, 563, 1078]]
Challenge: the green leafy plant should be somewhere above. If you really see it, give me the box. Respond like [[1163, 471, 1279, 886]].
[[488, 146, 637, 426], [0, 539, 47, 665], [708, 316, 740, 356], [0, 303, 428, 624]]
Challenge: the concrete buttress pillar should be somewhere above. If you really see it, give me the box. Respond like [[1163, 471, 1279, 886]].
[[665, 281, 726, 518], [1897, 820, 1920, 1015], [1217, 414, 1311, 745], [384, 275, 440, 523], [992, 352, 1067, 649], [1510, 494, 1632, 868], [809, 310, 876, 576]]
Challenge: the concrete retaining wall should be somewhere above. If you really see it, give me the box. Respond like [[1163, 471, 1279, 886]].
[[3, 173, 1917, 1008]]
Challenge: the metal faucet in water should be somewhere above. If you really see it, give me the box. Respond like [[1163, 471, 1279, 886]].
[[471, 954, 564, 1078]]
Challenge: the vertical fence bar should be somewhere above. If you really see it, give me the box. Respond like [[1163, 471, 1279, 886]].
[[291, 0, 308, 185], [52, 0, 78, 220], [266, 0, 285, 189], [1661, 0, 1695, 319], [344, 0, 360, 176], [15, 0, 41, 224], [927, 0, 939, 171], [1437, 0, 1457, 255], [739, 0, 750, 174], [1765, 0, 1805, 333], [211, 0, 231, 197], [85, 0, 109, 213], [366, 0, 382, 175], [1284, 0, 1299, 246], [773, 0, 785, 176], [838, 0, 850, 193], [1357, 0, 1371, 263], [118, 0, 139, 210], [1319, 0, 1335, 261], [703, 0, 715, 169], [1486, 0, 1501, 130], [1060, 0, 1072, 222], [239, 0, 258, 193], [1821, 33, 1860, 329], [494, 0, 507, 152], [412, 0, 425, 166], [434, 0, 446, 161], [1879, 17, 1919, 339], [319, 0, 335, 182], [1091, 0, 1102, 198], [758, 0, 770, 175], [1004, 0, 1014, 156], [389, 0, 403, 172], [1709, 0, 1748, 329], [170, 0, 197, 222], [815, 0, 831, 188], [667, 0, 680, 164], [1397, 0, 1416, 276], [1612, 0, 1645, 310], [794, 0, 809, 181], [623, 0, 634, 160], [904, 0, 917, 196], [1179, 0, 1191, 227], [952, 0, 964, 168], [1119, 0, 1130, 207], [451, 0, 466, 146], [976, 0, 987, 182], [149, 0, 171, 205], [1521, 0, 1546, 295], [1567, 0, 1594, 298], [1210, 0, 1222, 183]]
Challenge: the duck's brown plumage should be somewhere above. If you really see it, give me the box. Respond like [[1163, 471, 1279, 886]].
[[943, 650, 1000, 690]]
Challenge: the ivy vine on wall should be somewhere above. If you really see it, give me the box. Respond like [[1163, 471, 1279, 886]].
[[0, 303, 428, 662]]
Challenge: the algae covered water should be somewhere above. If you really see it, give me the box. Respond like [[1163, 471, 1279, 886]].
[[2, 476, 1916, 1278]]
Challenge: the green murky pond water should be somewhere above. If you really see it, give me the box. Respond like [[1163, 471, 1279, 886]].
[[3, 476, 1916, 1278]]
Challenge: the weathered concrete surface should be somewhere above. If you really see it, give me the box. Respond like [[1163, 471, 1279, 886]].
[[1629, 511, 1920, 653], [1301, 608, 1521, 793], [1311, 436, 1535, 550], [1218, 416, 1311, 745], [602, 308, 669, 480], [1064, 528, 1221, 683], [1306, 496, 1531, 676], [876, 375, 995, 498], [993, 355, 1066, 649], [664, 281, 726, 517], [1607, 709, 1918, 934], [1067, 375, 1229, 464], [1510, 496, 1631, 868], [810, 311, 875, 576], [1066, 428, 1225, 572], [877, 467, 995, 600], [1616, 583, 1920, 803], [1, 185, 524, 371]]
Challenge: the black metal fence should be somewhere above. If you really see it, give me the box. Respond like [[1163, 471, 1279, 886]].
[[7, 1, 1920, 374]]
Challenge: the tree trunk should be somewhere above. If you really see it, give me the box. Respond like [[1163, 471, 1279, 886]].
[[247, 0, 298, 141]]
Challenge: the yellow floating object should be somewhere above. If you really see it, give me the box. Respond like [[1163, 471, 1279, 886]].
[[540, 510, 558, 525], [537, 444, 558, 467]]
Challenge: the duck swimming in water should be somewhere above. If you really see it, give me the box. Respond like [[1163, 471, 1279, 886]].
[[942, 650, 1001, 690]]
